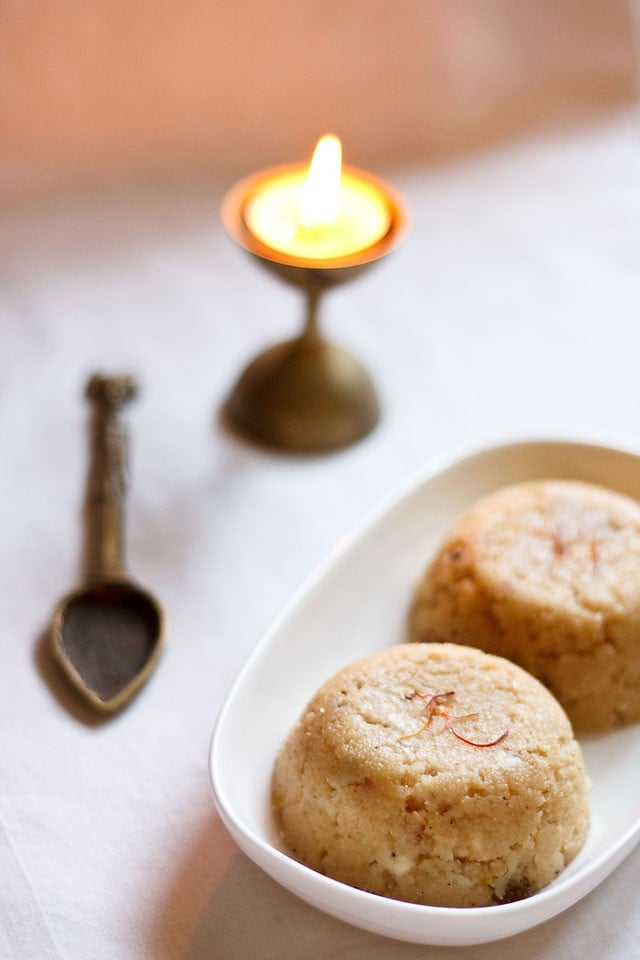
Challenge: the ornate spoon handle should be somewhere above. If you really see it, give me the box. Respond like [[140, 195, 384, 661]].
[[83, 373, 138, 582]]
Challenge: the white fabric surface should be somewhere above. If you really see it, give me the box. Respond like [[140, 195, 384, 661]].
[[2, 112, 640, 959]]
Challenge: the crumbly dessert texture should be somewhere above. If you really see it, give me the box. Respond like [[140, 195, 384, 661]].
[[409, 480, 640, 731], [272, 643, 589, 908]]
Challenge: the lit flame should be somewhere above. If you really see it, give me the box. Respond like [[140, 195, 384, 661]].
[[299, 134, 342, 228]]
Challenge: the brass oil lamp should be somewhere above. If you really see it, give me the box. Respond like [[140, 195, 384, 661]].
[[222, 135, 408, 453]]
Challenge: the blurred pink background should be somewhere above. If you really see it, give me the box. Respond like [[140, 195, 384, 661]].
[[0, 0, 636, 200]]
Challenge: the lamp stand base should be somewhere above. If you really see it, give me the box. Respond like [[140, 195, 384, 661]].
[[223, 335, 380, 453]]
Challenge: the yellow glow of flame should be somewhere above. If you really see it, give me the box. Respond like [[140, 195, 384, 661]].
[[241, 134, 393, 261], [299, 134, 342, 228]]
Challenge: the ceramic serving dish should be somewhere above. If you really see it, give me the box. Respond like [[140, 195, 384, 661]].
[[209, 438, 640, 946]]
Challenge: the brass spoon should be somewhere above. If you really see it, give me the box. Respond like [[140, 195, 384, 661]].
[[51, 374, 164, 714]]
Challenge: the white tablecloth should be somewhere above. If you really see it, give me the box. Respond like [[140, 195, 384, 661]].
[[2, 112, 640, 960]]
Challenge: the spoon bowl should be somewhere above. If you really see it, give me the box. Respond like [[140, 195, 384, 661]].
[[52, 580, 163, 713]]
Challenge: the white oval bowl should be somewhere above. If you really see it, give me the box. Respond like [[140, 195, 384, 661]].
[[209, 438, 640, 946]]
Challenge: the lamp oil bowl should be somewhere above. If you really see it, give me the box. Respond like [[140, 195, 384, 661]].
[[222, 135, 408, 454]]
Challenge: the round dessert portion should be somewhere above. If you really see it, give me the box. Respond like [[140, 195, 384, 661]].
[[409, 480, 640, 731], [272, 642, 589, 908]]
